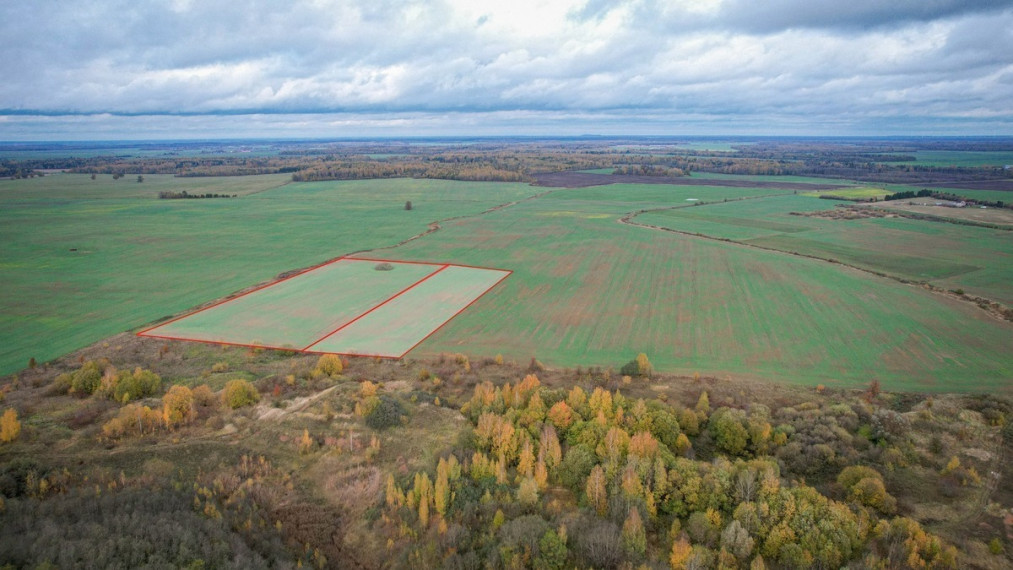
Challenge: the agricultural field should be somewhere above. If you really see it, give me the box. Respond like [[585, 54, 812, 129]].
[[884, 150, 1013, 167], [3, 172, 1011, 392], [0, 175, 542, 375], [308, 264, 510, 356], [141, 258, 510, 358], [636, 194, 1013, 304], [802, 187, 891, 200], [355, 185, 1011, 392]]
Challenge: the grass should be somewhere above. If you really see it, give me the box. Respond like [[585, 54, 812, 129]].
[[143, 258, 510, 358], [883, 151, 1013, 167], [142, 259, 442, 350], [4, 175, 1010, 392], [636, 195, 1013, 304], [361, 185, 1012, 391], [802, 187, 891, 200], [309, 265, 510, 357], [0, 175, 542, 375]]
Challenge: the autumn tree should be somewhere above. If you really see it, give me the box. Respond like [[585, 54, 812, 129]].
[[221, 379, 260, 409], [1, 408, 21, 443], [695, 391, 710, 417], [621, 508, 646, 559], [112, 367, 162, 402], [434, 456, 459, 516], [162, 385, 195, 428], [313, 354, 343, 377], [518, 476, 539, 506], [621, 352, 653, 377], [670, 534, 693, 569], [710, 408, 750, 456], [299, 429, 314, 454], [586, 465, 608, 516], [548, 400, 575, 431], [720, 520, 754, 561]]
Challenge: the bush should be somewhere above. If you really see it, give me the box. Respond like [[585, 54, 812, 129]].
[[364, 395, 406, 430], [112, 368, 161, 402], [69, 361, 104, 396], [192, 384, 218, 411], [313, 354, 343, 377], [619, 353, 652, 377], [221, 379, 261, 409], [162, 385, 195, 427]]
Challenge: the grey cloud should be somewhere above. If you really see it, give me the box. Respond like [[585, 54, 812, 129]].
[[0, 0, 1011, 136], [715, 0, 1013, 32]]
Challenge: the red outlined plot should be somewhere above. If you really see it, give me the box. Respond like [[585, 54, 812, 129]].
[[306, 265, 511, 357], [138, 256, 511, 359]]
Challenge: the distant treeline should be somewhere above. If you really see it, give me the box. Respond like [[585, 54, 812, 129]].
[[158, 191, 237, 200], [1, 139, 1009, 185], [883, 189, 934, 201]]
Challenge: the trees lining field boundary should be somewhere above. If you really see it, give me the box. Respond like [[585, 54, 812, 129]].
[[138, 257, 511, 359]]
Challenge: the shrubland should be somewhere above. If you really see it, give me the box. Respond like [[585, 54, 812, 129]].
[[1, 337, 1010, 569]]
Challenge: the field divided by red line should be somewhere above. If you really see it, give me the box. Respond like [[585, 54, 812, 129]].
[[138, 257, 510, 358], [307, 265, 511, 357]]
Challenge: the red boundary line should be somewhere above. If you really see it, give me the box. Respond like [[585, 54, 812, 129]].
[[136, 256, 511, 360], [391, 267, 510, 356], [137, 256, 444, 337], [301, 264, 450, 351], [301, 266, 512, 359], [138, 255, 350, 336], [350, 255, 508, 273], [136, 333, 306, 354]]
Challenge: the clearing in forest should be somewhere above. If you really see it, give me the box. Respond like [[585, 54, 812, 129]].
[[138, 257, 510, 358]]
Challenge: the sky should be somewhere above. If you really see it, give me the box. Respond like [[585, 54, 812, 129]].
[[2, 0, 1012, 140]]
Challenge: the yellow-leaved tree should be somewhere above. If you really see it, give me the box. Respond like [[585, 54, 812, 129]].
[[1, 408, 21, 443]]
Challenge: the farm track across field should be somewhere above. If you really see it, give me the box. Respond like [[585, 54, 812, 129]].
[[348, 181, 1011, 391], [4, 173, 1010, 390], [622, 199, 1013, 323]]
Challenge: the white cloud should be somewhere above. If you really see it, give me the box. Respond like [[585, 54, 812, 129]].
[[0, 0, 1011, 137]]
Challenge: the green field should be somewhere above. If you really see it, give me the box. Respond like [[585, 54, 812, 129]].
[[0, 175, 542, 375], [3, 175, 1010, 391], [884, 150, 1013, 167], [923, 188, 1013, 204], [142, 258, 441, 349], [636, 194, 1013, 304], [309, 264, 510, 356], [359, 186, 1012, 391], [142, 258, 509, 358]]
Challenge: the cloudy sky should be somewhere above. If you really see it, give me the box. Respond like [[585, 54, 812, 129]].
[[2, 0, 1012, 139]]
